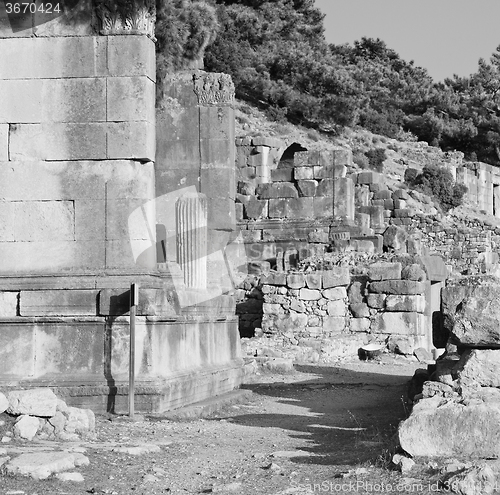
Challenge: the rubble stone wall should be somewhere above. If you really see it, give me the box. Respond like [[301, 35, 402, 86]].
[[238, 260, 430, 362]]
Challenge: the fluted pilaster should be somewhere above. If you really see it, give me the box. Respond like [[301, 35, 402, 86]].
[[175, 193, 208, 289]]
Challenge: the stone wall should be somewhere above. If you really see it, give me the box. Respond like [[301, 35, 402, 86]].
[[239, 259, 432, 362]]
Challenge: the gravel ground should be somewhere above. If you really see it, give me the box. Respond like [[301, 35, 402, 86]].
[[0, 356, 445, 495]]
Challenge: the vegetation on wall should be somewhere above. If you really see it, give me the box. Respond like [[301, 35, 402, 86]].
[[405, 165, 468, 212]]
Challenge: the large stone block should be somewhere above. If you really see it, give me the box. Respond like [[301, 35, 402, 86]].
[[107, 76, 155, 122], [287, 273, 305, 289], [20, 290, 98, 316], [385, 295, 425, 312], [299, 288, 321, 301], [245, 198, 268, 219], [368, 262, 402, 281], [107, 36, 156, 81], [323, 287, 347, 300], [323, 267, 350, 288], [372, 312, 425, 336], [333, 178, 354, 222], [313, 197, 333, 218], [0, 292, 18, 317], [369, 280, 426, 295], [1, 200, 75, 242], [0, 123, 8, 160], [442, 278, 500, 347], [367, 293, 386, 309], [399, 395, 500, 457], [316, 178, 334, 196], [296, 180, 317, 197], [268, 198, 287, 218], [327, 300, 346, 317], [358, 206, 384, 229], [294, 167, 314, 180], [323, 316, 346, 333], [285, 198, 314, 219], [256, 182, 298, 199], [9, 123, 107, 160], [0, 324, 34, 376], [107, 121, 155, 161], [0, 37, 107, 80], [453, 349, 500, 388]]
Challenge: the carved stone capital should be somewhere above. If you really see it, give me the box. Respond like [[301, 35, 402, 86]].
[[193, 73, 235, 107], [95, 0, 156, 38]]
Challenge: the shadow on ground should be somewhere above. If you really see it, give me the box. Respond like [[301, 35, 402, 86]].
[[214, 360, 422, 467]]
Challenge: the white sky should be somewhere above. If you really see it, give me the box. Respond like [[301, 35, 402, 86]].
[[315, 0, 500, 82]]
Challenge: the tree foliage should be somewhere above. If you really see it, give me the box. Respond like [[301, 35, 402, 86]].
[[152, 0, 500, 166]]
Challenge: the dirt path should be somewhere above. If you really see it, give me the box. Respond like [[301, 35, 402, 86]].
[[1, 357, 443, 495]]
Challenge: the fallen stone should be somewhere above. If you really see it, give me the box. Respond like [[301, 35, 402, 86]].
[[442, 277, 500, 347], [213, 482, 243, 492], [442, 464, 496, 495], [55, 472, 85, 482], [392, 454, 415, 474], [387, 337, 414, 356], [143, 474, 159, 483], [14, 415, 40, 441], [6, 451, 89, 480], [63, 406, 95, 438], [383, 225, 407, 252], [263, 358, 294, 374], [399, 396, 500, 457], [453, 349, 500, 389], [414, 347, 433, 362], [7, 389, 58, 417], [112, 444, 161, 455], [0, 392, 8, 413], [0, 456, 9, 467]]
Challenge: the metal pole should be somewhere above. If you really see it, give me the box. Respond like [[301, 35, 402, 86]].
[[129, 283, 139, 418]]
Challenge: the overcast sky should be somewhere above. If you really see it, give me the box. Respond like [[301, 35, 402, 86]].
[[315, 0, 500, 82]]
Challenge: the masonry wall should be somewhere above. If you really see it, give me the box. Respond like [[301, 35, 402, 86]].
[[0, 35, 156, 273], [238, 260, 430, 362]]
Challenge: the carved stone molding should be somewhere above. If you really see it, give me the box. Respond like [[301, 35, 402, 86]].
[[193, 73, 235, 107], [95, 0, 156, 38]]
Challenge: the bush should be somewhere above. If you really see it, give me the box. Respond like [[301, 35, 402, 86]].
[[365, 148, 386, 172], [413, 164, 467, 212], [353, 151, 370, 169], [404, 167, 418, 185]]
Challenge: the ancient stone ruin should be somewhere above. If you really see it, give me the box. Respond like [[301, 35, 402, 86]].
[[0, 0, 244, 413]]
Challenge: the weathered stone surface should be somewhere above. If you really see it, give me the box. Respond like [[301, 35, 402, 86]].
[[399, 396, 500, 457], [322, 267, 350, 288], [442, 278, 500, 347], [367, 293, 386, 309], [383, 225, 407, 252], [296, 180, 317, 197], [0, 124, 7, 161], [7, 389, 58, 417], [368, 262, 402, 281], [287, 273, 305, 289], [323, 316, 346, 333], [0, 392, 8, 414], [327, 300, 346, 317], [357, 171, 381, 184], [256, 182, 298, 199], [387, 336, 414, 355], [0, 292, 17, 317], [6, 451, 89, 480], [443, 464, 496, 495], [299, 289, 321, 301], [305, 273, 322, 289], [264, 358, 294, 373], [369, 280, 426, 295], [20, 290, 98, 316], [453, 349, 500, 388], [350, 303, 370, 318], [334, 178, 355, 222], [385, 295, 425, 312], [261, 272, 287, 286], [294, 167, 314, 180], [245, 198, 268, 219], [14, 415, 40, 441], [323, 287, 347, 300], [372, 312, 425, 336], [401, 264, 427, 281], [56, 472, 85, 482], [350, 318, 370, 332], [347, 280, 364, 304], [64, 407, 95, 437]]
